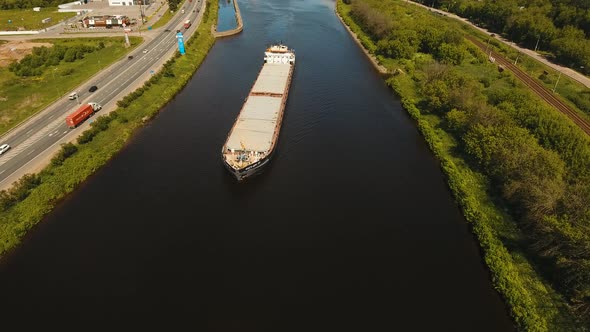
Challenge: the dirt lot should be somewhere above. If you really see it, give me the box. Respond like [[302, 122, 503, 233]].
[[0, 40, 53, 67]]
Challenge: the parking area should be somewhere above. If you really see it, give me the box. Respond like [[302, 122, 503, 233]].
[[62, 0, 167, 30], [74, 0, 163, 20]]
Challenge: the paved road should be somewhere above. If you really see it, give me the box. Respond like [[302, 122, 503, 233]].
[[407, 0, 590, 89], [0, 0, 204, 188]]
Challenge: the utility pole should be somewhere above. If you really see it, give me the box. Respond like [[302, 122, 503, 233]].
[[137, 0, 144, 36], [534, 35, 540, 52], [553, 71, 561, 93], [514, 53, 519, 65]]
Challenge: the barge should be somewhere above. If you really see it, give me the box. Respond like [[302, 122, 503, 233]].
[[221, 44, 296, 181]]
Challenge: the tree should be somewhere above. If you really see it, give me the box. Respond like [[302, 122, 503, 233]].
[[168, 0, 180, 12], [436, 43, 466, 65], [64, 48, 77, 62]]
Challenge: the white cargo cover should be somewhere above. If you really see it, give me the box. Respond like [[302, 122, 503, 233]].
[[251, 63, 290, 95], [226, 96, 283, 152]]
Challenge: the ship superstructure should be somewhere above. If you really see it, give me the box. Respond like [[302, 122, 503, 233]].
[[221, 44, 296, 181]]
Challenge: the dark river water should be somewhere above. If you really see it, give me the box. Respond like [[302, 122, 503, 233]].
[[0, 0, 515, 330], [217, 0, 237, 31]]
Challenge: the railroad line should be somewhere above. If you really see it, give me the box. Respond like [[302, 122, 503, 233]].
[[465, 35, 590, 136]]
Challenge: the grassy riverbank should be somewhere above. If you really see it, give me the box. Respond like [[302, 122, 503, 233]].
[[337, 0, 587, 330], [0, 0, 218, 259], [0, 37, 142, 136]]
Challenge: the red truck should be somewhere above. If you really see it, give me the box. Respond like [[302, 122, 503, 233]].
[[183, 20, 191, 29], [66, 102, 102, 128]]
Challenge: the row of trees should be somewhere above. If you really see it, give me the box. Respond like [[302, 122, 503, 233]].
[[348, 0, 590, 325], [427, 64, 590, 320], [8, 42, 103, 77], [416, 0, 590, 74], [351, 1, 469, 65]]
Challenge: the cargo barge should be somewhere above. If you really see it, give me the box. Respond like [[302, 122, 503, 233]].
[[221, 44, 295, 181]]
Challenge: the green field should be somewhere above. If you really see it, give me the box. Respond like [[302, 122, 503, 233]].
[[0, 8, 75, 31], [0, 36, 142, 136]]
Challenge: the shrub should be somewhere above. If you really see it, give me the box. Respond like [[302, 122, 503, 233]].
[[51, 143, 78, 166]]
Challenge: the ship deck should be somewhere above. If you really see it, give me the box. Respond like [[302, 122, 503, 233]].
[[224, 63, 292, 153]]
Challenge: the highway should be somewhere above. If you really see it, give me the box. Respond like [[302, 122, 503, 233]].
[[0, 0, 204, 188]]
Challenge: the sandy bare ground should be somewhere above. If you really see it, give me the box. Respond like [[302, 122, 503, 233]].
[[0, 40, 53, 67]]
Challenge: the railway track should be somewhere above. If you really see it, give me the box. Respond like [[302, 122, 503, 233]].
[[465, 35, 590, 136]]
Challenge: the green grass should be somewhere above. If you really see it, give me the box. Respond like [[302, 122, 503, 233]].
[[0, 0, 218, 260], [391, 75, 573, 330], [144, 0, 187, 31], [337, 1, 580, 330], [0, 8, 75, 31], [147, 8, 173, 30], [0, 37, 142, 136]]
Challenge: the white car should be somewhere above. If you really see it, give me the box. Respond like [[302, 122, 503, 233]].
[[68, 92, 78, 100], [143, 49, 148, 54], [0, 144, 10, 155]]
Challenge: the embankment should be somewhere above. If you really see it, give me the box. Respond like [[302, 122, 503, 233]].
[[334, 7, 387, 75], [334, 0, 581, 331]]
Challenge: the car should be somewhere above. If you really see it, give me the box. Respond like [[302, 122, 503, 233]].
[[128, 55, 134, 60], [89, 85, 98, 92], [0, 144, 10, 155], [143, 49, 148, 54], [164, 29, 171, 32], [68, 92, 78, 100]]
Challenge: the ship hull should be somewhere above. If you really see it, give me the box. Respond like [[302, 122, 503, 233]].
[[222, 153, 272, 181], [221, 44, 295, 181]]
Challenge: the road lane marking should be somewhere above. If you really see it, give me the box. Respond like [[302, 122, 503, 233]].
[[0, 115, 67, 167], [26, 149, 35, 156], [0, 129, 74, 186], [0, 1, 203, 182]]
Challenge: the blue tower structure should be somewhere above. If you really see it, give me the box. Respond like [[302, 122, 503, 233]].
[[176, 31, 186, 55]]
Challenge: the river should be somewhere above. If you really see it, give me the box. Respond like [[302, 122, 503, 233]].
[[0, 0, 515, 330]]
